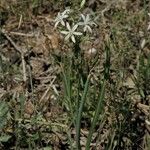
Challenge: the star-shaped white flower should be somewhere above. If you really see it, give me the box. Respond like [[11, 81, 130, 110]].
[[61, 22, 82, 43], [78, 14, 96, 33], [54, 12, 68, 28]]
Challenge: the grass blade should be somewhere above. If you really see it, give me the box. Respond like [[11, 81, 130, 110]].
[[85, 80, 106, 149], [85, 44, 110, 149], [76, 74, 91, 150]]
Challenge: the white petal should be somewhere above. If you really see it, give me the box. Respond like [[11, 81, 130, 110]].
[[141, 39, 146, 49], [61, 31, 69, 34], [86, 14, 90, 22], [83, 26, 87, 32], [61, 20, 65, 26], [54, 22, 59, 28], [78, 22, 84, 26], [73, 32, 82, 36], [65, 34, 70, 41], [146, 119, 150, 125], [71, 35, 76, 43], [81, 14, 85, 21], [54, 18, 58, 22], [63, 14, 69, 18], [87, 26, 92, 33], [56, 14, 61, 19], [72, 24, 78, 31], [90, 21, 96, 26], [66, 22, 71, 31], [62, 8, 71, 15]]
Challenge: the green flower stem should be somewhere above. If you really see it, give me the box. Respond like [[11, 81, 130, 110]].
[[85, 44, 110, 149], [76, 74, 91, 150], [85, 79, 106, 149]]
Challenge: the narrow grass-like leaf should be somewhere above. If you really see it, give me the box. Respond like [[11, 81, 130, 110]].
[[0, 54, 3, 73], [19, 94, 25, 118], [85, 80, 106, 149], [80, 0, 86, 8], [106, 129, 116, 150], [0, 134, 11, 142], [76, 74, 91, 150], [85, 44, 110, 149], [0, 101, 9, 129], [62, 62, 74, 119]]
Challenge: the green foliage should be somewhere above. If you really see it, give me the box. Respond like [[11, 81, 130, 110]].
[[0, 134, 11, 142], [85, 43, 110, 150], [136, 54, 150, 99], [80, 0, 86, 9], [76, 75, 91, 150], [0, 101, 9, 129], [0, 0, 150, 149]]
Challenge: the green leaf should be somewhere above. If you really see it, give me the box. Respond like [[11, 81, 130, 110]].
[[0, 134, 11, 142], [80, 0, 86, 8], [43, 147, 52, 150], [0, 101, 9, 129]]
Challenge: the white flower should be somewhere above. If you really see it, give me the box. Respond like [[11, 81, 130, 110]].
[[61, 22, 82, 43], [54, 11, 69, 28], [78, 14, 96, 33]]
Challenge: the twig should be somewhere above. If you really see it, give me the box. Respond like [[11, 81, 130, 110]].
[[137, 103, 150, 116], [21, 53, 27, 82], [8, 31, 34, 37], [18, 14, 23, 29], [39, 77, 56, 104], [1, 29, 22, 54], [1, 29, 27, 82], [2, 28, 34, 37]]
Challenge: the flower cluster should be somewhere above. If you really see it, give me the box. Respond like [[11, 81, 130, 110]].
[[54, 9, 97, 43]]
